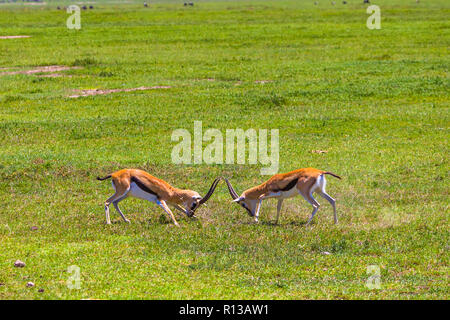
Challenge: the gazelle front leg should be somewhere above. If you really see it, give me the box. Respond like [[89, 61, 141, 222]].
[[172, 204, 191, 217], [254, 192, 280, 223], [275, 199, 284, 225], [254, 199, 262, 223], [157, 199, 179, 227]]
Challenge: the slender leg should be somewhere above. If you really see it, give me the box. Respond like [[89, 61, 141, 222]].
[[157, 199, 179, 227], [318, 191, 337, 224], [105, 192, 127, 224], [173, 204, 189, 217], [301, 192, 320, 225], [275, 199, 284, 224], [104, 203, 111, 225], [254, 199, 262, 223], [306, 205, 319, 225], [113, 195, 130, 223], [104, 180, 130, 225]]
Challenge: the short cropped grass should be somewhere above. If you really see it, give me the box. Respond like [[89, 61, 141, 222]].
[[0, 0, 448, 299]]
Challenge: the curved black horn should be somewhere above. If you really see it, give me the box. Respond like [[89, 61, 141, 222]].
[[198, 177, 221, 205], [224, 178, 239, 200]]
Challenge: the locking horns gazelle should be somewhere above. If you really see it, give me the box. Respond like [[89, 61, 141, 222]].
[[97, 169, 220, 226], [225, 168, 341, 225]]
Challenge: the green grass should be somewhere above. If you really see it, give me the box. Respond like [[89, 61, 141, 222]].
[[0, 0, 449, 299]]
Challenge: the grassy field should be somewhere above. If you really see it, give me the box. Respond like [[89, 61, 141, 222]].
[[0, 0, 448, 299]]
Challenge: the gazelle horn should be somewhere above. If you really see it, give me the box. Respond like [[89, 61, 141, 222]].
[[198, 177, 221, 205], [224, 178, 239, 200]]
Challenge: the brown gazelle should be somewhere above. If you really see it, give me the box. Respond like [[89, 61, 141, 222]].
[[225, 168, 341, 225], [97, 169, 220, 226]]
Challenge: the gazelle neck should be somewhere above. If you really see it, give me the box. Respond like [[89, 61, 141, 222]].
[[243, 183, 267, 200], [167, 188, 190, 205]]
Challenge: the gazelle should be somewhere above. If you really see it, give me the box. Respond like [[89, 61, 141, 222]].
[[225, 168, 341, 225], [97, 169, 220, 226]]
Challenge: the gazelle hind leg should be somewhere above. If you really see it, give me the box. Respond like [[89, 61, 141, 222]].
[[317, 175, 337, 224], [300, 191, 320, 225], [104, 202, 112, 225], [113, 194, 130, 223], [317, 191, 337, 224], [104, 193, 121, 224], [104, 181, 129, 224], [297, 177, 321, 225]]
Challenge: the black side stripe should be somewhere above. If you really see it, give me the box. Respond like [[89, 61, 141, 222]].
[[276, 178, 298, 192], [131, 176, 159, 198]]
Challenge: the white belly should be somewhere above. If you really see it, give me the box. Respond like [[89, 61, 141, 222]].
[[128, 182, 158, 203], [265, 187, 298, 200], [280, 187, 298, 199]]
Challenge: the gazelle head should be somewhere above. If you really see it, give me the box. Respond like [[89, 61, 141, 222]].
[[183, 177, 221, 217], [224, 178, 257, 217]]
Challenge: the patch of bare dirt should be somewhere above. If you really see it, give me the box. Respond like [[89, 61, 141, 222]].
[[0, 65, 80, 76], [0, 36, 31, 39], [36, 73, 73, 78], [68, 86, 171, 98], [255, 80, 273, 84]]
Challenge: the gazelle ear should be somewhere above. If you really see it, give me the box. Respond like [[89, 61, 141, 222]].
[[192, 195, 202, 200], [232, 197, 244, 203]]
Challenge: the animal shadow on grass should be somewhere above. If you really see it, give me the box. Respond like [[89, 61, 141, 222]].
[[231, 218, 308, 227], [260, 220, 308, 227], [106, 213, 166, 226]]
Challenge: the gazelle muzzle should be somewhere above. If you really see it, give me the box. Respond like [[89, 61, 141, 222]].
[[224, 178, 253, 217]]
